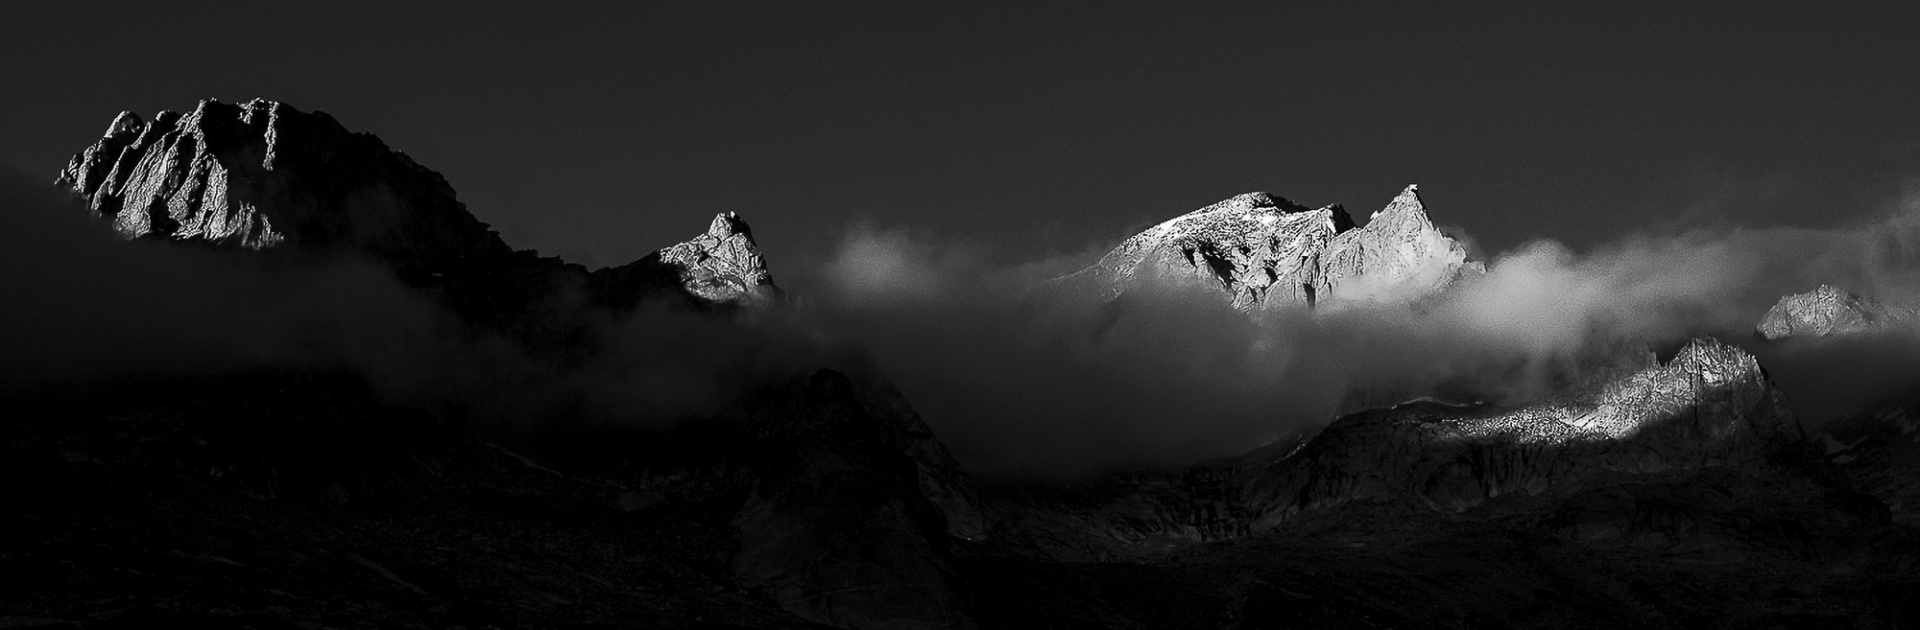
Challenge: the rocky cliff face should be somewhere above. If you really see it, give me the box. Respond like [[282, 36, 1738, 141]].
[[1051, 185, 1477, 311], [588, 212, 784, 310], [1755, 284, 1916, 341], [58, 99, 512, 284], [1309, 185, 1479, 307], [657, 212, 783, 305]]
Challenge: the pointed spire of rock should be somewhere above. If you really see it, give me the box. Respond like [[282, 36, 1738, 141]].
[[1374, 183, 1423, 220], [658, 211, 782, 305], [56, 111, 149, 200], [1309, 183, 1477, 306], [704, 211, 754, 240]]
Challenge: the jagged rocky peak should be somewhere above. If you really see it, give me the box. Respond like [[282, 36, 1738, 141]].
[[1241, 336, 1802, 524], [657, 211, 783, 305], [1056, 190, 1352, 310], [588, 211, 786, 310], [1052, 184, 1477, 311], [57, 98, 511, 282], [1309, 184, 1479, 307], [1755, 284, 1917, 341]]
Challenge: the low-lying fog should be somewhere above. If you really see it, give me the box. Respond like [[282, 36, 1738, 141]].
[[7, 166, 1920, 478]]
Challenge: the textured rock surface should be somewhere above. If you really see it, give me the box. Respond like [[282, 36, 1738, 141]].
[[1755, 284, 1916, 340], [1055, 192, 1352, 309], [58, 99, 512, 283], [658, 213, 781, 304], [1239, 337, 1803, 526], [1307, 185, 1479, 307], [1052, 185, 1478, 311], [591, 212, 784, 308]]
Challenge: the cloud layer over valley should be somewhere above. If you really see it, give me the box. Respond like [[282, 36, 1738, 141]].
[[809, 187, 1920, 476], [10, 160, 1920, 478]]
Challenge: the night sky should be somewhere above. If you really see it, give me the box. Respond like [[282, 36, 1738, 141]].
[[6, 2, 1919, 295]]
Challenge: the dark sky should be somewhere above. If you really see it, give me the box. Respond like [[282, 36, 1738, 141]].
[[5, 2, 1919, 294]]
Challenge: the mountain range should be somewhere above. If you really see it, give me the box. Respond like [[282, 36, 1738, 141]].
[[6, 99, 1920, 629]]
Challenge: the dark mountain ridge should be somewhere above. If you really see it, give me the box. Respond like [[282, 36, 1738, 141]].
[[8, 99, 1920, 629], [1749, 284, 1920, 532]]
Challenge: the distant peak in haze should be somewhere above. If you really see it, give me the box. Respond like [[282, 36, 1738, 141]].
[[1047, 184, 1476, 311]]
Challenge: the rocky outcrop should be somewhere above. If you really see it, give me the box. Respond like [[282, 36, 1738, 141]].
[[657, 213, 782, 305], [58, 99, 512, 284], [1307, 185, 1478, 307], [1755, 284, 1916, 341], [1049, 185, 1477, 311], [1238, 337, 1803, 527], [589, 212, 784, 309]]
